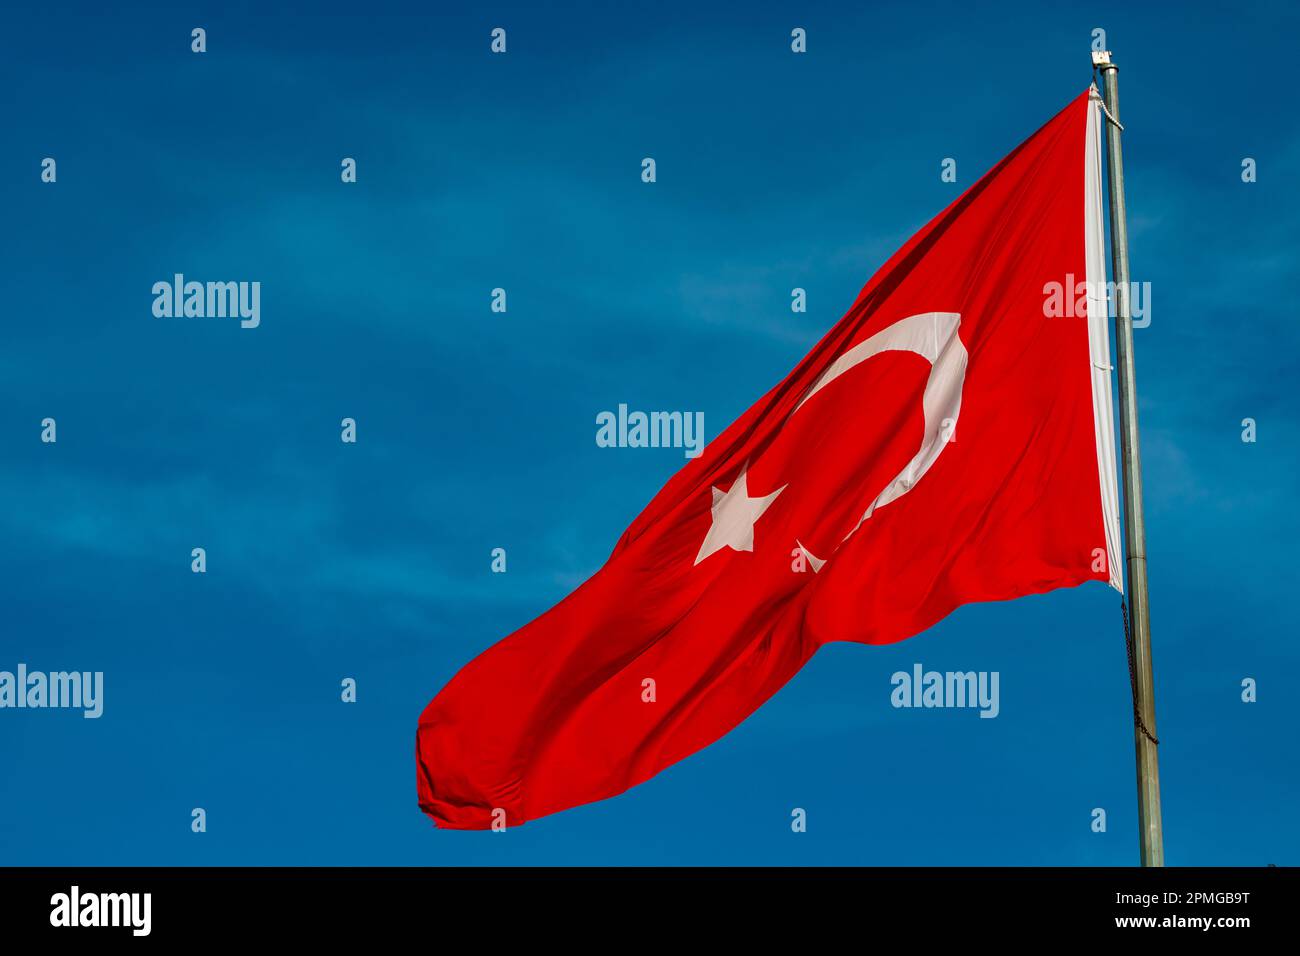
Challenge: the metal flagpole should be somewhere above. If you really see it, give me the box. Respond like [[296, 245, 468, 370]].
[[1094, 50, 1165, 867]]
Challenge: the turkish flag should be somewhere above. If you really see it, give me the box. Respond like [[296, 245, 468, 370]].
[[417, 87, 1122, 829]]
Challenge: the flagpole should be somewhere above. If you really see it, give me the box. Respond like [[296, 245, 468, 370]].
[[1094, 51, 1164, 867]]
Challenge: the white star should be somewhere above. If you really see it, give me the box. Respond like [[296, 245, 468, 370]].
[[694, 465, 785, 565]]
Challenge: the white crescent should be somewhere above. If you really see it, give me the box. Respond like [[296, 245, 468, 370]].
[[793, 311, 968, 570]]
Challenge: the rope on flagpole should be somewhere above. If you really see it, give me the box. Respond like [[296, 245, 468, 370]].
[[1091, 74, 1126, 131], [1121, 599, 1159, 745]]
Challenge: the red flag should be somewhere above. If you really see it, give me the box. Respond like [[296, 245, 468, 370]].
[[417, 87, 1122, 829]]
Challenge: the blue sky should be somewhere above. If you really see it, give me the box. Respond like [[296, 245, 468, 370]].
[[0, 0, 1296, 865]]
